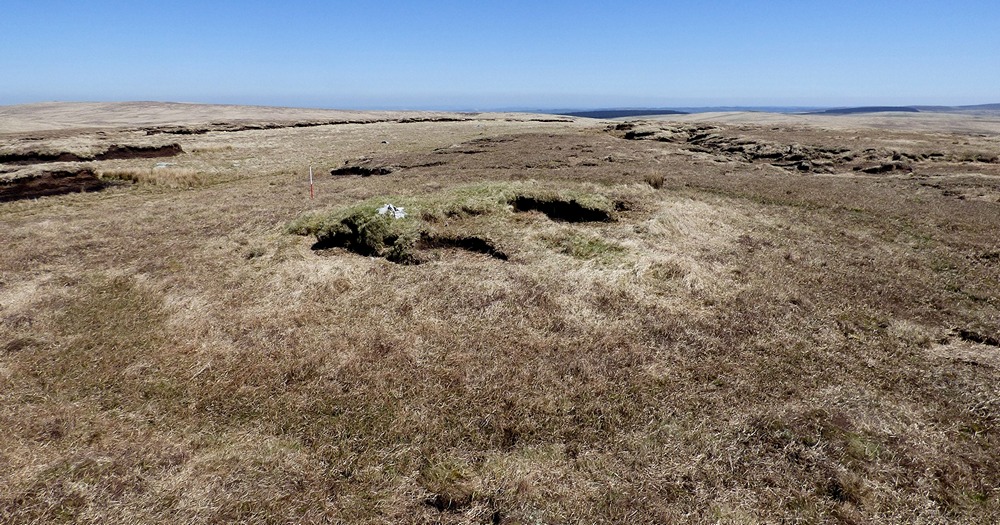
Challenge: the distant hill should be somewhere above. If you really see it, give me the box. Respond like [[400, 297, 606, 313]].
[[915, 103, 1000, 112], [543, 104, 1000, 118], [960, 103, 1000, 110], [803, 104, 1000, 115], [806, 106, 921, 115], [557, 109, 688, 119], [0, 101, 558, 134], [673, 106, 826, 114]]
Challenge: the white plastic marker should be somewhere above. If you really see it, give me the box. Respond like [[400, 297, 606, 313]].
[[309, 166, 314, 199]]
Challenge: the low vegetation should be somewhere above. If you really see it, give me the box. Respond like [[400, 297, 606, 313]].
[[289, 183, 622, 264], [98, 166, 212, 188], [1, 105, 999, 523]]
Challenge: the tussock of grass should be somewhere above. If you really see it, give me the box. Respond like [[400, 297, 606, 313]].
[[188, 144, 234, 154], [290, 183, 624, 263], [288, 184, 514, 236], [543, 230, 626, 261], [416, 183, 514, 221], [644, 171, 665, 189], [98, 167, 212, 188], [290, 195, 510, 264], [306, 202, 424, 262]]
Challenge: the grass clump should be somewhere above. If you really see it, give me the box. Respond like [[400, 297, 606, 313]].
[[545, 232, 626, 261], [290, 201, 423, 263], [289, 187, 510, 263], [290, 183, 623, 263], [98, 167, 212, 188], [415, 183, 514, 222], [418, 458, 477, 511], [644, 172, 665, 189]]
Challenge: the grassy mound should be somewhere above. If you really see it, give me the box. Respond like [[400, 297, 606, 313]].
[[289, 183, 621, 263]]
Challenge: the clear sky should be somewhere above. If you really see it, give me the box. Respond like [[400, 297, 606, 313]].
[[2, 0, 998, 110]]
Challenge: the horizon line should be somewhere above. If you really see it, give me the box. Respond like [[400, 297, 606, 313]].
[[3, 99, 1000, 114]]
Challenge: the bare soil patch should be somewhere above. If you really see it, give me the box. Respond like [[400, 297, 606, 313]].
[[510, 195, 613, 222], [330, 165, 396, 177], [957, 328, 1000, 347]]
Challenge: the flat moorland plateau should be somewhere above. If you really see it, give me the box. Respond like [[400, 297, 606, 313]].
[[1, 102, 999, 524]]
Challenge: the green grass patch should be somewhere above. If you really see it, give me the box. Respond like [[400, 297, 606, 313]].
[[544, 231, 626, 261], [289, 183, 623, 263]]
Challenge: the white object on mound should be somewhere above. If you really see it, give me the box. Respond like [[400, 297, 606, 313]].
[[376, 203, 406, 219]]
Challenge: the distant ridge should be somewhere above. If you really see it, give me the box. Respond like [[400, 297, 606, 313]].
[[806, 104, 1000, 115], [558, 109, 688, 119], [807, 106, 920, 115], [539, 103, 1000, 118], [916, 103, 1000, 112]]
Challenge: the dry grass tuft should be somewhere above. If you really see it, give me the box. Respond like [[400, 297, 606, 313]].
[[98, 166, 213, 188], [644, 171, 665, 189], [542, 230, 626, 261]]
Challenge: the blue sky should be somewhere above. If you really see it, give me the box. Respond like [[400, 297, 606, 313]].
[[2, 1, 998, 109]]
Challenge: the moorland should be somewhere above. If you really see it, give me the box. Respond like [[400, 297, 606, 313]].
[[1, 102, 999, 523]]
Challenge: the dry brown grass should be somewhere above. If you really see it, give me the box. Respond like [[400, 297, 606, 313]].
[[97, 166, 214, 188], [1, 104, 999, 523]]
